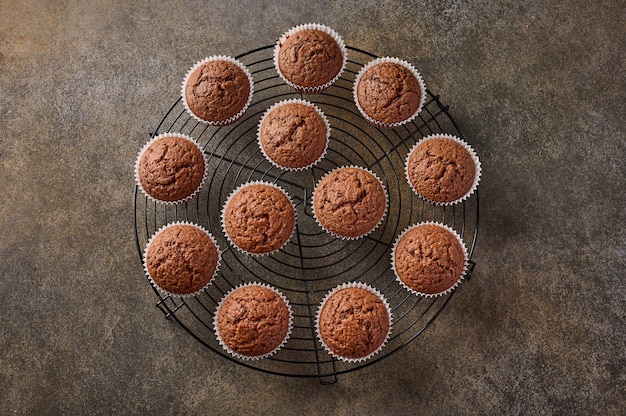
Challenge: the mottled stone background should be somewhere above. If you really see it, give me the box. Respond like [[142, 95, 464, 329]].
[[1, 0, 624, 414]]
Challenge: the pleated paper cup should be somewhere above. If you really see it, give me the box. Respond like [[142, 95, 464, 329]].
[[214, 282, 293, 361]]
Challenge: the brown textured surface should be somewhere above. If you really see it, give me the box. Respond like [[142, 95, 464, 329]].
[[356, 62, 421, 125], [407, 137, 476, 203], [137, 136, 205, 202], [278, 28, 343, 89], [259, 102, 327, 169], [314, 167, 386, 238], [318, 287, 390, 360], [394, 223, 465, 295], [184, 59, 250, 123], [217, 285, 290, 357], [224, 184, 295, 254], [145, 224, 219, 295]]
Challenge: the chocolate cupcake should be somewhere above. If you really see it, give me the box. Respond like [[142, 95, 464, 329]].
[[135, 133, 207, 204], [354, 57, 426, 128], [405, 133, 481, 205], [392, 222, 468, 297], [274, 23, 346, 93], [182, 56, 253, 125], [214, 283, 293, 360], [316, 282, 392, 362], [144, 222, 221, 297], [222, 182, 296, 255], [258, 99, 329, 170], [312, 166, 387, 239]]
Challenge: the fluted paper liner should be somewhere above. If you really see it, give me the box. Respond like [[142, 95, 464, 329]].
[[181, 55, 254, 125], [221, 181, 297, 256], [257, 98, 330, 171], [391, 221, 469, 298], [134, 133, 208, 205], [143, 221, 222, 298], [274, 23, 347, 94], [405, 133, 481, 205], [316, 282, 392, 363], [213, 282, 293, 361], [311, 165, 388, 240], [353, 57, 427, 128]]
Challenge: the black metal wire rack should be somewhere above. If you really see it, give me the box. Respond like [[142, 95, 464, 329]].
[[133, 45, 479, 383]]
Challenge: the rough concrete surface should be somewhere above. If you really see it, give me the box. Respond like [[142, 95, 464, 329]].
[[1, 0, 624, 415]]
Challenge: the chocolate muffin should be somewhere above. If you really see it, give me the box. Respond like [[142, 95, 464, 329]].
[[258, 99, 329, 170], [392, 222, 467, 296], [354, 57, 426, 127], [313, 167, 387, 239], [135, 133, 206, 203], [144, 223, 220, 296], [317, 284, 391, 361], [222, 183, 295, 255], [275, 24, 346, 93], [182, 56, 253, 125], [215, 284, 292, 359], [406, 134, 480, 204]]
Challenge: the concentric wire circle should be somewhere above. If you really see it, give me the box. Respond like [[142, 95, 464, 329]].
[[133, 45, 479, 382]]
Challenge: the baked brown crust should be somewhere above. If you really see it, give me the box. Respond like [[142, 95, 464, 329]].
[[223, 184, 295, 254], [217, 285, 290, 357], [184, 59, 251, 123], [407, 137, 476, 203], [394, 223, 465, 294], [259, 102, 327, 169], [278, 29, 343, 89], [145, 224, 219, 295], [138, 136, 205, 202], [313, 167, 386, 238], [356, 62, 421, 125], [318, 287, 389, 359]]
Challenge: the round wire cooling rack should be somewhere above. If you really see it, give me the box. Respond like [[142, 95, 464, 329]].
[[133, 45, 479, 383]]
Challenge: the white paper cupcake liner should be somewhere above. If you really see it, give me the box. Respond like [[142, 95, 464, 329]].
[[257, 98, 330, 171], [134, 133, 208, 205], [221, 181, 297, 256], [311, 165, 388, 240], [213, 282, 293, 361], [353, 57, 427, 128], [181, 55, 254, 125], [405, 133, 481, 205], [316, 282, 392, 363], [274, 23, 347, 94], [143, 221, 222, 298], [390, 221, 469, 298]]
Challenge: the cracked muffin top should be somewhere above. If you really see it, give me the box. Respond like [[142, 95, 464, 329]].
[[393, 223, 466, 295], [313, 167, 387, 239], [183, 58, 252, 124], [258, 100, 328, 170], [216, 284, 291, 358], [222, 183, 295, 255], [406, 135, 477, 204], [137, 134, 205, 203], [317, 285, 390, 360], [276, 27, 344, 92], [145, 223, 219, 296], [355, 60, 423, 126]]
